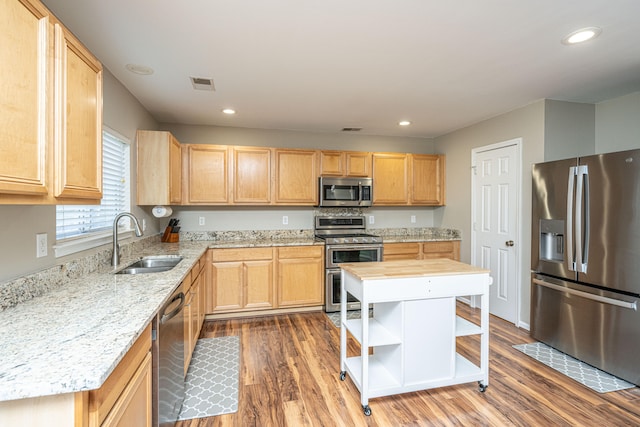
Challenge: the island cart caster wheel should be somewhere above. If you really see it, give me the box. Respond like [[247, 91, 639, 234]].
[[363, 405, 372, 416], [478, 382, 488, 392], [339, 371, 346, 381]]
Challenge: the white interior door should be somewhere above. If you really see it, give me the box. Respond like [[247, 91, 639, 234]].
[[471, 140, 520, 324]]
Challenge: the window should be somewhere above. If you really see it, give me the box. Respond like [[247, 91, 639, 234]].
[[55, 128, 131, 257]]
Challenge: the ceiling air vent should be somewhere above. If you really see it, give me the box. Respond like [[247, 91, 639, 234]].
[[341, 127, 362, 132], [190, 77, 215, 91]]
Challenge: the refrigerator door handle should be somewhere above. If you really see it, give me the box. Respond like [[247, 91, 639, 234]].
[[574, 165, 588, 273], [581, 166, 590, 272], [567, 167, 576, 271], [533, 278, 637, 310]]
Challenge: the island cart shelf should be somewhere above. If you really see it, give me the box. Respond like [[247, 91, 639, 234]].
[[339, 258, 492, 416]]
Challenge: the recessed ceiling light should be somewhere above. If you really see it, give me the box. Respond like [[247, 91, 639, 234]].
[[562, 27, 602, 45], [222, 108, 236, 115], [399, 120, 411, 126], [125, 63, 154, 75]]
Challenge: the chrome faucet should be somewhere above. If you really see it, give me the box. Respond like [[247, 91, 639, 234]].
[[112, 212, 144, 267]]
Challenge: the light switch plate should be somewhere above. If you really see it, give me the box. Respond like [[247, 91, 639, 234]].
[[282, 216, 289, 225], [36, 233, 47, 258]]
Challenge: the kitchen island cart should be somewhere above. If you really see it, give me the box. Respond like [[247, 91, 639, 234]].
[[339, 258, 492, 416]]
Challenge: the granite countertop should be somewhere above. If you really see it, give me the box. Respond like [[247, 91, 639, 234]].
[[0, 227, 459, 403], [0, 241, 208, 402]]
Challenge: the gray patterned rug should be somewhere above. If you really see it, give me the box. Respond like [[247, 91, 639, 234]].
[[513, 342, 635, 393], [178, 336, 240, 420]]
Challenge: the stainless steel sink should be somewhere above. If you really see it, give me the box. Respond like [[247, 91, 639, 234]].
[[115, 255, 183, 275]]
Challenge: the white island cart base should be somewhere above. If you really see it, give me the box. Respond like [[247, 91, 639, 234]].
[[339, 259, 493, 416]]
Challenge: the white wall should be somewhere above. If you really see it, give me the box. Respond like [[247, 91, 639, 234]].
[[161, 124, 435, 154], [433, 100, 546, 327], [544, 100, 595, 161], [0, 69, 159, 283], [595, 91, 640, 153], [168, 206, 434, 232]]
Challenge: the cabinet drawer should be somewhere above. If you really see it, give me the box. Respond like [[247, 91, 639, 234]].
[[277, 245, 323, 259], [210, 247, 273, 262], [421, 241, 455, 254]]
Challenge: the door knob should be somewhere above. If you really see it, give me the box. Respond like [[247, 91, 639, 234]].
[[505, 240, 514, 247]]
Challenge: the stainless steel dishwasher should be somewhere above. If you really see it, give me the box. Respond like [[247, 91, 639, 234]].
[[153, 283, 186, 427]]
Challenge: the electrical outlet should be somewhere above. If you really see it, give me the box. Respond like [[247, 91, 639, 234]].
[[410, 215, 416, 223], [282, 216, 289, 225], [36, 233, 47, 258], [142, 219, 147, 231], [199, 216, 205, 226], [369, 215, 374, 225]]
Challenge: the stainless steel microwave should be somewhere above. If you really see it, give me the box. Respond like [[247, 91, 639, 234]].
[[318, 177, 373, 207]]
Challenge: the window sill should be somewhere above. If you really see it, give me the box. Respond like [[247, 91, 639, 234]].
[[54, 229, 135, 258]]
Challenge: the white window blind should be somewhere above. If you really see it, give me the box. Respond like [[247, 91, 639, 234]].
[[55, 129, 131, 254]]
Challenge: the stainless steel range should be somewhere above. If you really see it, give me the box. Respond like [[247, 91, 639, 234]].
[[314, 216, 383, 312]]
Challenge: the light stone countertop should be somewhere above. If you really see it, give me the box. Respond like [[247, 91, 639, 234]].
[[0, 241, 208, 402], [0, 229, 457, 403]]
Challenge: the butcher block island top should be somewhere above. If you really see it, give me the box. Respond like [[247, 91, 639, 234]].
[[341, 258, 490, 281]]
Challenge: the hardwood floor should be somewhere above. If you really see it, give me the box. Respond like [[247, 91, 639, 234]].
[[177, 303, 640, 426]]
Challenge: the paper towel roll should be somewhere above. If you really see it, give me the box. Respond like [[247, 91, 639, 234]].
[[152, 206, 173, 218]]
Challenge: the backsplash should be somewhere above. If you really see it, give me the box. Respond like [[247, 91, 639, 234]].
[[0, 234, 160, 312], [181, 229, 314, 241]]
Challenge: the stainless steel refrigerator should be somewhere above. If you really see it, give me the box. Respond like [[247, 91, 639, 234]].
[[531, 148, 640, 386]]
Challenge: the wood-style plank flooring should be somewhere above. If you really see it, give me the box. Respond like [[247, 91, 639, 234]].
[[177, 303, 640, 426]]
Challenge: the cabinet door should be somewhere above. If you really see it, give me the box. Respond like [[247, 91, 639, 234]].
[[185, 144, 229, 204], [0, 0, 51, 197], [101, 353, 152, 427], [372, 153, 409, 205], [53, 23, 102, 200], [274, 149, 318, 205], [169, 134, 182, 204], [319, 151, 344, 176], [277, 246, 324, 307], [233, 146, 271, 204], [244, 260, 275, 309], [411, 154, 445, 205], [383, 243, 421, 261], [210, 261, 243, 311], [346, 152, 371, 177]]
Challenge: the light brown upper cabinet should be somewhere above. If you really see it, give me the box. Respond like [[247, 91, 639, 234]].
[[274, 149, 318, 205], [232, 146, 271, 204], [319, 151, 371, 177], [372, 153, 446, 206], [372, 153, 409, 205], [410, 154, 445, 206], [136, 131, 182, 205], [183, 144, 230, 205], [0, 0, 103, 204], [53, 23, 103, 200]]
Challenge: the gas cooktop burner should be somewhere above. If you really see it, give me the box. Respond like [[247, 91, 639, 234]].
[[314, 215, 383, 245]]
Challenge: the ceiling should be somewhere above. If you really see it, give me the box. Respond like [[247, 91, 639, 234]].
[[42, 0, 640, 139]]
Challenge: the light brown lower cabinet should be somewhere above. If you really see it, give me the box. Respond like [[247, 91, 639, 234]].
[[184, 253, 208, 376], [384, 241, 460, 261], [207, 246, 324, 314], [209, 247, 276, 313], [276, 246, 324, 308]]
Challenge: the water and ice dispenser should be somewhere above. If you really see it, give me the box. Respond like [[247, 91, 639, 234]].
[[539, 219, 564, 262]]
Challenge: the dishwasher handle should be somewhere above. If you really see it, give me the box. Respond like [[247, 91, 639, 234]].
[[161, 292, 185, 324]]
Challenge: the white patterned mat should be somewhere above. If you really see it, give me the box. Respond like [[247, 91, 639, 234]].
[[178, 336, 240, 420], [513, 342, 635, 393]]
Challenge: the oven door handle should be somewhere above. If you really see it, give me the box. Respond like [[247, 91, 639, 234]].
[[327, 244, 383, 252]]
